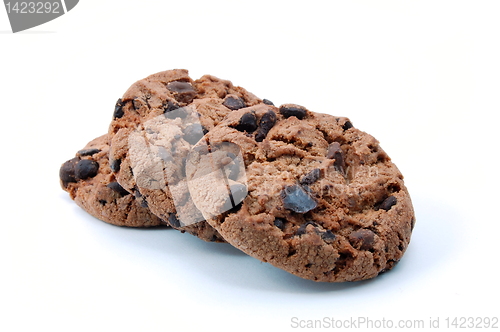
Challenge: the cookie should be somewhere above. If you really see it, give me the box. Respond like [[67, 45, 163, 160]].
[[107, 69, 263, 241], [59, 134, 165, 227], [186, 104, 415, 282]]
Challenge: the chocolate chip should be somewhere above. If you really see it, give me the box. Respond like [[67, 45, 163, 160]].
[[380, 196, 397, 211], [166, 81, 196, 103], [349, 229, 375, 250], [168, 214, 181, 228], [281, 184, 317, 213], [133, 189, 148, 208], [321, 230, 336, 241], [274, 218, 285, 231], [75, 159, 99, 180], [279, 105, 307, 120], [167, 81, 193, 93], [342, 121, 353, 130], [255, 110, 277, 142], [59, 157, 79, 186], [77, 148, 101, 157], [110, 159, 121, 173], [296, 221, 318, 235], [300, 168, 322, 185], [327, 142, 345, 174], [106, 181, 129, 197], [223, 96, 246, 110], [183, 123, 206, 145], [235, 112, 258, 133], [326, 142, 341, 159], [262, 99, 274, 106], [99, 199, 107, 205], [113, 98, 124, 119]]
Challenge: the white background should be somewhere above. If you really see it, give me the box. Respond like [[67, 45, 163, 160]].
[[1, 1, 499, 331]]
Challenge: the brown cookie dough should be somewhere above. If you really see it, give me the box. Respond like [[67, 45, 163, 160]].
[[59, 134, 166, 227], [107, 69, 262, 241], [187, 105, 415, 282]]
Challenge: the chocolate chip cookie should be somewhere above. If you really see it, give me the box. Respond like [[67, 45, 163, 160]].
[[186, 104, 415, 282], [59, 134, 165, 227], [107, 69, 262, 241]]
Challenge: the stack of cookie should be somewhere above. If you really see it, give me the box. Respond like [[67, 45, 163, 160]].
[[60, 69, 415, 282]]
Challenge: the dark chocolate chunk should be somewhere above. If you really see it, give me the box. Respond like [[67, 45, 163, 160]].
[[113, 98, 124, 119], [321, 230, 336, 241], [235, 112, 258, 133], [223, 96, 246, 110], [167, 81, 193, 93], [99, 199, 107, 206], [133, 188, 148, 208], [75, 159, 99, 180], [279, 105, 307, 119], [110, 158, 121, 173], [380, 196, 397, 211], [77, 148, 101, 157], [327, 142, 345, 174], [168, 214, 181, 228], [107, 181, 130, 197], [300, 168, 322, 185], [255, 110, 277, 142], [281, 184, 317, 213], [342, 121, 353, 130], [262, 99, 274, 106], [139, 199, 148, 208], [349, 229, 375, 250], [59, 157, 79, 186], [183, 123, 206, 145], [274, 218, 286, 231], [166, 81, 196, 103], [296, 221, 318, 236]]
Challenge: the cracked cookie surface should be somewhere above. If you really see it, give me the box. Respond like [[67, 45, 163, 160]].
[[188, 105, 415, 282], [59, 134, 166, 227]]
